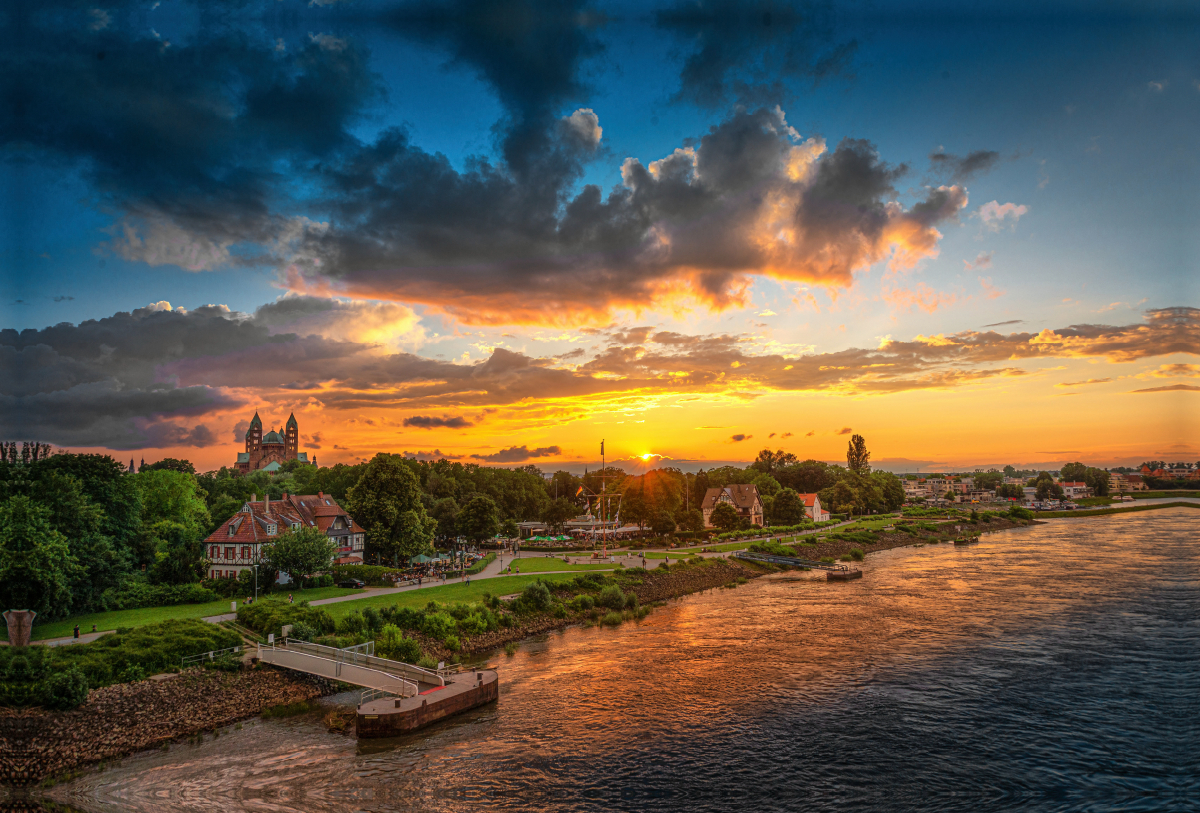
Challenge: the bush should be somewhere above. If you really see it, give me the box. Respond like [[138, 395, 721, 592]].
[[289, 622, 318, 642], [423, 612, 457, 640], [361, 606, 382, 633], [601, 611, 623, 627], [237, 600, 336, 638], [596, 585, 626, 610], [848, 548, 865, 561], [100, 582, 219, 611], [1008, 506, 1034, 520], [504, 642, 518, 656], [443, 635, 461, 652], [518, 581, 553, 612], [377, 625, 422, 663], [464, 552, 497, 576], [42, 666, 90, 710], [417, 656, 439, 670], [571, 594, 595, 612], [337, 611, 366, 636]]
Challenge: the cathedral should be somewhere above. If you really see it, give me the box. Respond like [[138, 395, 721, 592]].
[[235, 411, 315, 473]]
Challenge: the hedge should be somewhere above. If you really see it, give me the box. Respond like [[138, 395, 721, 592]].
[[99, 581, 219, 611], [465, 552, 497, 576]]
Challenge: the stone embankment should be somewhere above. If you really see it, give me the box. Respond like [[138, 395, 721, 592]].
[[0, 666, 332, 787], [781, 516, 1034, 562]]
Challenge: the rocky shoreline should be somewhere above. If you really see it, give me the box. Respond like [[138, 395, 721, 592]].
[[774, 516, 1035, 562], [0, 666, 333, 788]]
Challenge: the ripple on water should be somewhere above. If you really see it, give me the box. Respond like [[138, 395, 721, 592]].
[[46, 509, 1200, 813]]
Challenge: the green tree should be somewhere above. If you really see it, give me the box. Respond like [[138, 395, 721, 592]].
[[500, 517, 519, 538], [650, 509, 676, 537], [1036, 480, 1065, 501], [621, 487, 650, 530], [677, 508, 705, 533], [148, 521, 208, 585], [846, 434, 871, 475], [134, 469, 210, 535], [751, 473, 782, 497], [142, 458, 196, 475], [972, 471, 1004, 492], [261, 526, 336, 587], [778, 459, 839, 494], [458, 494, 500, 543], [1060, 462, 1089, 482], [346, 454, 436, 566], [1003, 465, 1016, 477], [821, 480, 860, 517], [709, 501, 740, 532], [542, 498, 578, 533], [997, 483, 1024, 500], [769, 488, 806, 525], [1084, 467, 1110, 497], [870, 471, 906, 512], [430, 497, 460, 541], [751, 448, 798, 475], [0, 496, 82, 619]]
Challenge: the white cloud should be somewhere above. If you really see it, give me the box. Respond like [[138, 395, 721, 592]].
[[1147, 80, 1166, 93], [109, 218, 233, 271], [964, 251, 993, 270], [976, 201, 1028, 232], [562, 108, 602, 148], [88, 9, 111, 31]]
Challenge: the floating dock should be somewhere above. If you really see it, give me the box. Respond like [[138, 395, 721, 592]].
[[357, 668, 498, 738], [734, 550, 863, 581]]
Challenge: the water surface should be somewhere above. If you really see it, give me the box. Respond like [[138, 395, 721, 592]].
[[49, 509, 1198, 812]]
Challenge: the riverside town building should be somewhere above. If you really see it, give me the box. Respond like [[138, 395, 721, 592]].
[[203, 492, 364, 579], [235, 410, 315, 473]]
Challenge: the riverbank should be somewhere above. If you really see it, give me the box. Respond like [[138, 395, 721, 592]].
[[1034, 500, 1200, 519], [0, 666, 333, 787]]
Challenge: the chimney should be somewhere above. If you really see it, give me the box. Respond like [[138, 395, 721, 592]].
[[282, 492, 288, 501], [318, 491, 324, 499], [251, 493, 256, 503], [265, 493, 270, 514]]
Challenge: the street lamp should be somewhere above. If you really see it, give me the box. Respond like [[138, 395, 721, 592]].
[[253, 563, 259, 603]]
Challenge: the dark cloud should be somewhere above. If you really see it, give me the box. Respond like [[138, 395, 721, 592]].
[[929, 149, 1001, 181], [402, 415, 474, 429], [1131, 384, 1200, 393], [402, 449, 463, 460], [655, 0, 855, 109], [805, 431, 814, 437], [474, 445, 561, 463], [781, 432, 793, 438], [729, 433, 751, 442], [835, 427, 852, 435], [983, 319, 1024, 328], [53, 296, 75, 302]]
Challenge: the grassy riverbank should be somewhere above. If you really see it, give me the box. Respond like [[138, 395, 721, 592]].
[[1, 586, 364, 643], [496, 557, 621, 572], [1034, 501, 1200, 519]]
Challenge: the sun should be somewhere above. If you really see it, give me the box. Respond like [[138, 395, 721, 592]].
[[640, 453, 656, 460]]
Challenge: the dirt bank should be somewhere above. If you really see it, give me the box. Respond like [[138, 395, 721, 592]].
[[780, 516, 1035, 562], [0, 666, 333, 787]]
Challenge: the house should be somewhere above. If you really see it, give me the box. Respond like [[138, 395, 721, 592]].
[[701, 484, 764, 527], [203, 491, 364, 580], [1059, 482, 1092, 499], [1124, 474, 1149, 491], [797, 493, 830, 522]]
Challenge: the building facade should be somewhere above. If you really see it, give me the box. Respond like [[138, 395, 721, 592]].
[[204, 491, 364, 580], [235, 411, 315, 473], [701, 484, 764, 527], [797, 493, 830, 522]]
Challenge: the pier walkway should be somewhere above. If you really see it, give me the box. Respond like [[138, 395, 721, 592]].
[[256, 639, 445, 697]]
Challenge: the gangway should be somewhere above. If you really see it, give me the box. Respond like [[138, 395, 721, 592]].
[[256, 639, 444, 697], [734, 551, 863, 580]]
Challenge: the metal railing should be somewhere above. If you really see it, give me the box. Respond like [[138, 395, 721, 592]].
[[257, 640, 420, 697], [359, 687, 397, 705], [182, 645, 242, 665]]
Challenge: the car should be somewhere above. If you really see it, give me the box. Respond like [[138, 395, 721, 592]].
[[338, 579, 366, 589]]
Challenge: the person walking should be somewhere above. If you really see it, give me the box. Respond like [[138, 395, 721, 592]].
[[288, 593, 294, 604], [73, 624, 80, 639]]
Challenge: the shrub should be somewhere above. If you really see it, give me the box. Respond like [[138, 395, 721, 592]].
[[1008, 506, 1034, 520], [657, 561, 670, 570], [518, 581, 553, 612], [417, 655, 439, 670], [601, 611, 623, 627], [361, 606, 382, 633], [596, 585, 626, 610], [42, 666, 90, 710], [443, 635, 461, 652], [289, 622, 318, 642], [848, 548, 865, 561], [624, 591, 639, 610], [504, 642, 518, 657], [571, 594, 595, 611], [464, 552, 497, 576], [100, 582, 219, 611], [423, 612, 457, 640], [337, 611, 366, 636], [237, 600, 335, 638]]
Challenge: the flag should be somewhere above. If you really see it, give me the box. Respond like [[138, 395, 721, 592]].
[[576, 485, 584, 496]]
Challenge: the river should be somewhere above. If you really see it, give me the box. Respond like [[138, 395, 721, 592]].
[[45, 508, 1197, 812]]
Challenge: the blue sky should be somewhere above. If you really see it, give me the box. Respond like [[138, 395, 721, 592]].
[[3, 0, 1196, 469]]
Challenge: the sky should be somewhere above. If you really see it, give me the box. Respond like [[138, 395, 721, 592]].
[[2, 0, 1197, 474]]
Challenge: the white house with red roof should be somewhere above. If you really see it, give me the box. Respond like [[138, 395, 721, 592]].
[[1059, 482, 1092, 499], [204, 491, 364, 580], [797, 493, 830, 522]]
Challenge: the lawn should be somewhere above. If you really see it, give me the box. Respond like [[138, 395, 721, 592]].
[[498, 555, 622, 572], [1133, 490, 1200, 499], [318, 574, 579, 621], [1034, 501, 1200, 519], [4, 586, 364, 642]]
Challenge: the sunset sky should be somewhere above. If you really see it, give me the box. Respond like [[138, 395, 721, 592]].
[[4, 0, 1197, 473]]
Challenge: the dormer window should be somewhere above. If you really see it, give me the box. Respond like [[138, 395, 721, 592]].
[[291, 522, 300, 530], [228, 525, 236, 536], [267, 524, 277, 535]]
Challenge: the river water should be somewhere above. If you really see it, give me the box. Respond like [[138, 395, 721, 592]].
[[47, 509, 1197, 812]]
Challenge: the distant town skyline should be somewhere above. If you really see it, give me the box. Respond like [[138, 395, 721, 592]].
[[4, 0, 1196, 471]]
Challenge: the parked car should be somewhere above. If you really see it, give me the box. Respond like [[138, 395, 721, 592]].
[[338, 579, 366, 589]]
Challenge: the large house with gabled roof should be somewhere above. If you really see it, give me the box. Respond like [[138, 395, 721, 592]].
[[701, 484, 764, 527], [204, 491, 364, 580], [235, 410, 315, 473]]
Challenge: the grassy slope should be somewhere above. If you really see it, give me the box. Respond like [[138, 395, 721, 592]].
[[5, 586, 364, 642], [1133, 490, 1200, 499], [497, 556, 622, 572], [318, 574, 579, 621]]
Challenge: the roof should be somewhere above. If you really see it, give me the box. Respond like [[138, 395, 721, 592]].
[[701, 484, 762, 512], [249, 411, 262, 427], [236, 452, 249, 462], [263, 430, 285, 444], [262, 461, 282, 472], [286, 412, 298, 427], [1060, 482, 1088, 488], [297, 452, 309, 462], [203, 493, 357, 545], [796, 493, 821, 508]]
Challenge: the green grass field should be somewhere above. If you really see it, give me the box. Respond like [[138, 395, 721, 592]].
[[3, 586, 364, 642], [498, 556, 622, 572], [318, 574, 579, 621], [1132, 490, 1200, 499]]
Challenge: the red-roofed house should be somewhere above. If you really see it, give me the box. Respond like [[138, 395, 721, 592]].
[[796, 493, 830, 522], [203, 491, 364, 579], [1059, 482, 1092, 499]]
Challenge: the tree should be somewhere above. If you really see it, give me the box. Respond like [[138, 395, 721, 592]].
[[1060, 462, 1088, 483], [650, 509, 676, 537], [709, 502, 739, 532], [778, 459, 838, 494], [458, 495, 500, 543], [346, 454, 436, 566], [430, 497, 460, 542], [1084, 467, 1110, 497], [148, 521, 208, 585], [0, 496, 82, 619], [870, 471, 906, 512], [997, 483, 1024, 500], [751, 473, 781, 497], [134, 469, 211, 535], [822, 480, 860, 516], [1036, 480, 1065, 501], [972, 471, 1004, 492], [500, 518, 519, 538], [769, 488, 806, 525], [751, 448, 798, 475], [846, 434, 871, 475], [142, 458, 196, 475], [261, 526, 336, 587], [542, 498, 578, 533], [621, 487, 650, 530], [677, 508, 705, 533]]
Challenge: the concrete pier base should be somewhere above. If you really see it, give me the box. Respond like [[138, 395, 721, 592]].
[[356, 669, 499, 738]]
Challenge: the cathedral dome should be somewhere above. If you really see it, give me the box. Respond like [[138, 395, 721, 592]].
[[262, 430, 285, 444]]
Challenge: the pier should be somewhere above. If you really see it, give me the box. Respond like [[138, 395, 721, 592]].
[[733, 551, 864, 581]]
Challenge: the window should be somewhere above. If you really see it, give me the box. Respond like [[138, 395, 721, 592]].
[[242, 546, 250, 561], [228, 524, 236, 536], [209, 546, 218, 559], [225, 546, 235, 560], [267, 524, 277, 535]]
